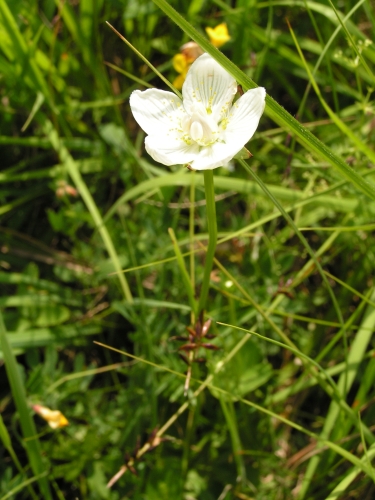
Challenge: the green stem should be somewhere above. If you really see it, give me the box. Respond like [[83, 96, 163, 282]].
[[189, 172, 196, 322], [168, 228, 197, 316], [198, 170, 217, 315]]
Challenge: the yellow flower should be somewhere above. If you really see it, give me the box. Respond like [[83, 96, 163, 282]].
[[172, 53, 188, 74], [33, 405, 69, 429], [172, 53, 189, 90], [205, 23, 231, 48], [173, 73, 186, 90]]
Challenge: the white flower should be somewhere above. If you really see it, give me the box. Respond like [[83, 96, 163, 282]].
[[129, 53, 266, 170]]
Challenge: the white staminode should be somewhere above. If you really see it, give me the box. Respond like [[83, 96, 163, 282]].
[[129, 53, 266, 170]]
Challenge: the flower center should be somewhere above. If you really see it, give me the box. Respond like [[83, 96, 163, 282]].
[[181, 104, 219, 146], [190, 121, 204, 142]]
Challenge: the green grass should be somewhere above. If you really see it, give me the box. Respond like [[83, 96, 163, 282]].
[[1, 0, 375, 498]]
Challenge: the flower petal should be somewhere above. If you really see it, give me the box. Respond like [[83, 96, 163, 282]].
[[189, 88, 266, 170], [182, 54, 237, 123], [145, 135, 199, 166], [225, 87, 266, 147], [189, 142, 237, 170], [129, 89, 185, 136]]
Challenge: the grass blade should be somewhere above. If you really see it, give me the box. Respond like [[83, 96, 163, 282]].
[[0, 312, 52, 499]]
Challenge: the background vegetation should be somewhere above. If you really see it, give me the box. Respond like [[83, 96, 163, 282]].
[[1, 0, 375, 498]]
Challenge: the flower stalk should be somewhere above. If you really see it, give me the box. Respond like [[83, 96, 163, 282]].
[[168, 227, 198, 316], [198, 170, 217, 315]]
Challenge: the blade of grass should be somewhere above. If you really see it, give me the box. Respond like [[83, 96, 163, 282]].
[[0, 311, 52, 499], [105, 170, 361, 223], [314, 289, 371, 365], [105, 22, 181, 98], [219, 396, 247, 486], [303, 0, 339, 113], [0, 188, 48, 216], [104, 61, 154, 88], [325, 443, 375, 499]]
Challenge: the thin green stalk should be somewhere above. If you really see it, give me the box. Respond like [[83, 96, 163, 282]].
[[315, 290, 371, 364], [303, 0, 340, 113], [219, 397, 247, 486], [189, 172, 196, 321], [325, 443, 375, 499], [116, 168, 375, 279], [104, 62, 154, 88], [168, 228, 197, 316], [105, 22, 181, 98], [0, 312, 52, 500], [105, 165, 373, 223], [181, 404, 198, 481], [198, 170, 217, 315], [96, 330, 256, 465]]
